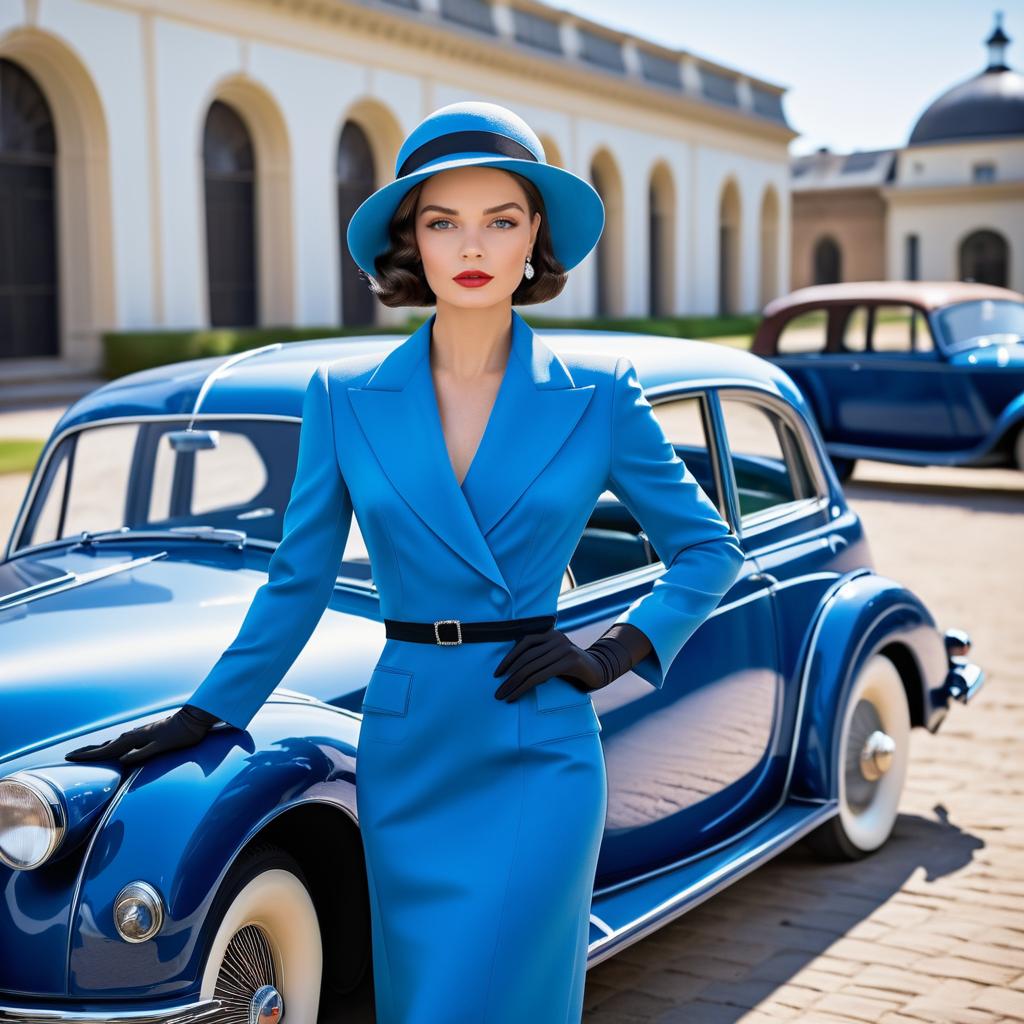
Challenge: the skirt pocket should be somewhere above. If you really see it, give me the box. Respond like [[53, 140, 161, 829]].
[[359, 665, 413, 743], [522, 675, 601, 746]]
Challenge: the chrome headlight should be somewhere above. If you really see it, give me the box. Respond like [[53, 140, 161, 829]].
[[114, 881, 165, 942], [0, 771, 66, 870]]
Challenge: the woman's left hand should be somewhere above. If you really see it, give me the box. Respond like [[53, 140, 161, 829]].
[[492, 627, 603, 701]]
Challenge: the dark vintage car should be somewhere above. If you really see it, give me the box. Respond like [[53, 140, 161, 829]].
[[751, 280, 1024, 480], [0, 328, 983, 1022]]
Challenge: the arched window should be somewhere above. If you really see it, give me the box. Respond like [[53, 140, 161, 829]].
[[959, 229, 1008, 287], [0, 58, 58, 358], [337, 121, 377, 326], [203, 100, 258, 327], [813, 236, 841, 285]]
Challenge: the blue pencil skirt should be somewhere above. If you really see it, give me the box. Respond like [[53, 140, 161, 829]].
[[355, 637, 608, 1023]]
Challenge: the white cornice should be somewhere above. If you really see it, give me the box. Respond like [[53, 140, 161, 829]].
[[271, 0, 796, 142]]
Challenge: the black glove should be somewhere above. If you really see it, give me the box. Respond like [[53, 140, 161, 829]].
[[64, 704, 222, 767], [492, 623, 652, 702]]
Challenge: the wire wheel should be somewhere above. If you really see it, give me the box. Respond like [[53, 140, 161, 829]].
[[213, 922, 278, 1021], [200, 843, 323, 1024]]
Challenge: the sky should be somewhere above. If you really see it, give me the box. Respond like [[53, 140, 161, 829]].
[[554, 0, 1024, 156]]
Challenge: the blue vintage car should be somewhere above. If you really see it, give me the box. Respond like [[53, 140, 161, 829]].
[[751, 280, 1024, 481], [0, 327, 984, 1022]]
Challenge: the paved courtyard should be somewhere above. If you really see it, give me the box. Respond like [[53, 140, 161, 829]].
[[583, 461, 1024, 1024], [1, 408, 1021, 1022]]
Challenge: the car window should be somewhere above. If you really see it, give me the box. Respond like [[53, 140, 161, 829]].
[[839, 306, 869, 352], [870, 304, 934, 353], [649, 393, 721, 513], [934, 298, 1024, 351], [17, 418, 372, 585], [569, 391, 720, 588], [719, 392, 820, 525], [776, 310, 828, 354]]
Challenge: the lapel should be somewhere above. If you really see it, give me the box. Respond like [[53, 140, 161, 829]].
[[346, 309, 595, 597]]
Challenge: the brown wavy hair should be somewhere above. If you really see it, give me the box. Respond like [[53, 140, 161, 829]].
[[362, 170, 567, 307]]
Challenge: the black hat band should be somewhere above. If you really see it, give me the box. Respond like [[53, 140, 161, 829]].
[[397, 130, 539, 178]]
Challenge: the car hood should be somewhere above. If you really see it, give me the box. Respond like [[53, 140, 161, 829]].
[[0, 543, 379, 761], [946, 341, 1024, 369]]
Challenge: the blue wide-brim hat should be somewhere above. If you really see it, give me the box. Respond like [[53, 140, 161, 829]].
[[346, 101, 605, 279]]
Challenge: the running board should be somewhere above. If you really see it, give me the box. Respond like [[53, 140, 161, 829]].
[[587, 798, 838, 966]]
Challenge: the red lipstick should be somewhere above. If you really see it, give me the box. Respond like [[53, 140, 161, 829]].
[[453, 270, 494, 288]]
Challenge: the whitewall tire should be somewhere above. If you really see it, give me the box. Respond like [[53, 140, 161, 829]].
[[200, 843, 324, 1024], [805, 653, 911, 860]]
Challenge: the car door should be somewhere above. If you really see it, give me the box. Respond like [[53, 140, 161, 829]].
[[559, 385, 778, 883], [761, 307, 838, 438], [716, 387, 850, 803], [824, 303, 957, 450]]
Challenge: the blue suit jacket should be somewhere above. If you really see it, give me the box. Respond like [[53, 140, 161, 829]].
[[187, 309, 745, 732]]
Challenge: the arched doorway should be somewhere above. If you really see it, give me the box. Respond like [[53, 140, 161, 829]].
[[337, 120, 376, 326], [648, 162, 676, 317], [813, 236, 842, 284], [718, 179, 741, 315], [0, 58, 58, 358], [959, 229, 1008, 286], [759, 186, 780, 307], [203, 99, 258, 327]]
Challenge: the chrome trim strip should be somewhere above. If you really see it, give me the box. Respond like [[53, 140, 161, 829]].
[[740, 495, 831, 537], [589, 913, 614, 938], [0, 553, 168, 612], [186, 344, 284, 425], [65, 765, 144, 990], [0, 999, 223, 1023], [587, 801, 836, 967]]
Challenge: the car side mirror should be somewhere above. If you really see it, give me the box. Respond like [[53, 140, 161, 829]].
[[167, 429, 220, 452]]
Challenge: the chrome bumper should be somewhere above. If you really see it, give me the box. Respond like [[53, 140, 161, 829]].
[[944, 660, 985, 704], [0, 999, 222, 1024]]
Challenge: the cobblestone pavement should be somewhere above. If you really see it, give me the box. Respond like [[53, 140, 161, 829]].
[[2, 407, 1022, 1023], [584, 461, 1024, 1024]]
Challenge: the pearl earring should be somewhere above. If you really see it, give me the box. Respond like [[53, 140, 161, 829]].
[[523, 254, 534, 280]]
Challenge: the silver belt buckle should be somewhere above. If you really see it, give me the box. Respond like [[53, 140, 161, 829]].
[[433, 619, 462, 645]]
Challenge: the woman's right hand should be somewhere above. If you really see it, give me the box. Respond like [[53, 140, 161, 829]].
[[64, 704, 222, 767]]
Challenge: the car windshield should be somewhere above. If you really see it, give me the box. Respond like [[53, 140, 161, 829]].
[[935, 299, 1024, 352], [14, 417, 369, 581]]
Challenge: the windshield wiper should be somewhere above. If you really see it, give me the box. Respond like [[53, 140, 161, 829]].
[[72, 526, 248, 550]]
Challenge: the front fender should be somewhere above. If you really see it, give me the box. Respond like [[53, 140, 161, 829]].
[[991, 390, 1024, 452], [67, 700, 361, 997], [789, 572, 949, 802]]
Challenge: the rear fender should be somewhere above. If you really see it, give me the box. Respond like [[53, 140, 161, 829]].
[[789, 573, 948, 802]]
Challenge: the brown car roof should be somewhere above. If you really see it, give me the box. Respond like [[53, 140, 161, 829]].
[[762, 280, 1024, 318]]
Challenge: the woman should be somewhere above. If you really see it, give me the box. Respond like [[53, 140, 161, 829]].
[[67, 102, 745, 1022]]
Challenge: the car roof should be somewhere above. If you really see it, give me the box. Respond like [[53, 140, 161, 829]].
[[49, 326, 808, 437], [761, 279, 1024, 318]]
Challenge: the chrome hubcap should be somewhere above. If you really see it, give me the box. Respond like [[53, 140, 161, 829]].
[[844, 698, 895, 810], [212, 922, 285, 1023], [859, 729, 895, 782]]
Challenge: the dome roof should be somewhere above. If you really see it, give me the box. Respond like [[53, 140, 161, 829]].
[[908, 13, 1024, 146]]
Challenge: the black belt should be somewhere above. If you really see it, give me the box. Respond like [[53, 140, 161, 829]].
[[383, 614, 556, 646]]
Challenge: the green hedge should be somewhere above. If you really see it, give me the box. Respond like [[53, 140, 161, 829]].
[[0, 439, 45, 476], [102, 313, 759, 378]]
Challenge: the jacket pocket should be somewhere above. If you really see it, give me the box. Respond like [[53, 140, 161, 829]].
[[522, 676, 601, 746], [361, 665, 413, 730], [534, 674, 591, 712]]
